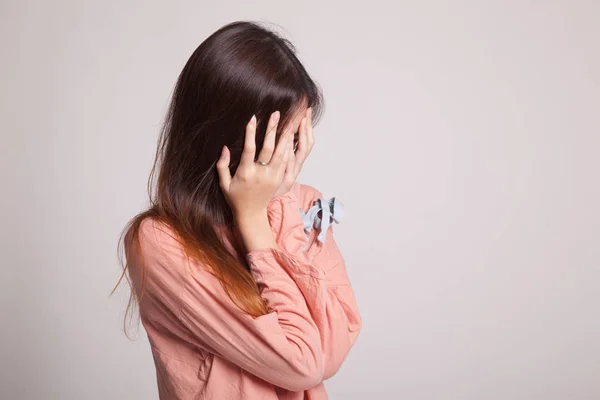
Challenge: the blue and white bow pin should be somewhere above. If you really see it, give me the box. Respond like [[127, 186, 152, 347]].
[[299, 197, 344, 244]]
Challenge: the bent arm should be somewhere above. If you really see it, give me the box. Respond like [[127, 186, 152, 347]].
[[138, 219, 324, 392], [266, 186, 362, 380]]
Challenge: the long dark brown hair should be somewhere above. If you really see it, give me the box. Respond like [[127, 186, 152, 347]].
[[113, 21, 324, 334]]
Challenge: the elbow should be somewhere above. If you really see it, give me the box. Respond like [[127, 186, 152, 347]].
[[350, 310, 363, 334], [298, 359, 324, 390], [284, 365, 324, 392], [323, 363, 341, 381], [279, 355, 324, 391]]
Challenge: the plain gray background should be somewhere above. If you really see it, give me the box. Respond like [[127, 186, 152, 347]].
[[2, 0, 599, 399]]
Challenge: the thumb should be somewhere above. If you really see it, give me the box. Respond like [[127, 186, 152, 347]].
[[216, 145, 232, 190]]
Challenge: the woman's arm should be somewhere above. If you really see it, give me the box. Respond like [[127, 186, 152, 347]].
[[138, 218, 323, 392], [266, 185, 362, 380]]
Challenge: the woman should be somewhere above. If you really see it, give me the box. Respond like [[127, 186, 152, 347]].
[[117, 21, 362, 399]]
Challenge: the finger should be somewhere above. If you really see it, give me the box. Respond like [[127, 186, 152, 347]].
[[281, 134, 294, 171], [283, 139, 297, 180], [295, 116, 309, 162], [306, 107, 315, 149], [216, 145, 232, 190], [257, 111, 280, 163], [277, 135, 294, 178], [269, 126, 293, 168], [239, 115, 257, 167]]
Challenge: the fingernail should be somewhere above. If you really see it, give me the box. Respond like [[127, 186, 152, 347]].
[[307, 107, 312, 117], [250, 115, 256, 125], [272, 111, 280, 123]]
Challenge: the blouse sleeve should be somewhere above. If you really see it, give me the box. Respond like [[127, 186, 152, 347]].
[[137, 219, 324, 392], [266, 184, 362, 380]]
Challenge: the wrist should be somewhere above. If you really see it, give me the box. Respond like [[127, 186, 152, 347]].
[[234, 208, 268, 226], [234, 210, 277, 252]]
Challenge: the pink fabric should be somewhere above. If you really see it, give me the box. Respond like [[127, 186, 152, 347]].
[[129, 183, 362, 399]]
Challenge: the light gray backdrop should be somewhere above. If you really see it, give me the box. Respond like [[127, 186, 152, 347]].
[[1, 1, 599, 399]]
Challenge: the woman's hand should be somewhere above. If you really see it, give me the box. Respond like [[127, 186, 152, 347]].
[[217, 112, 295, 221], [275, 107, 315, 197]]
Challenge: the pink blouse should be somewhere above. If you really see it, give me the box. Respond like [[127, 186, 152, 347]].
[[129, 182, 362, 399]]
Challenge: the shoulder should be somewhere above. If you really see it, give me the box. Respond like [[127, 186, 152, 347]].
[[136, 217, 189, 272], [139, 218, 182, 250]]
